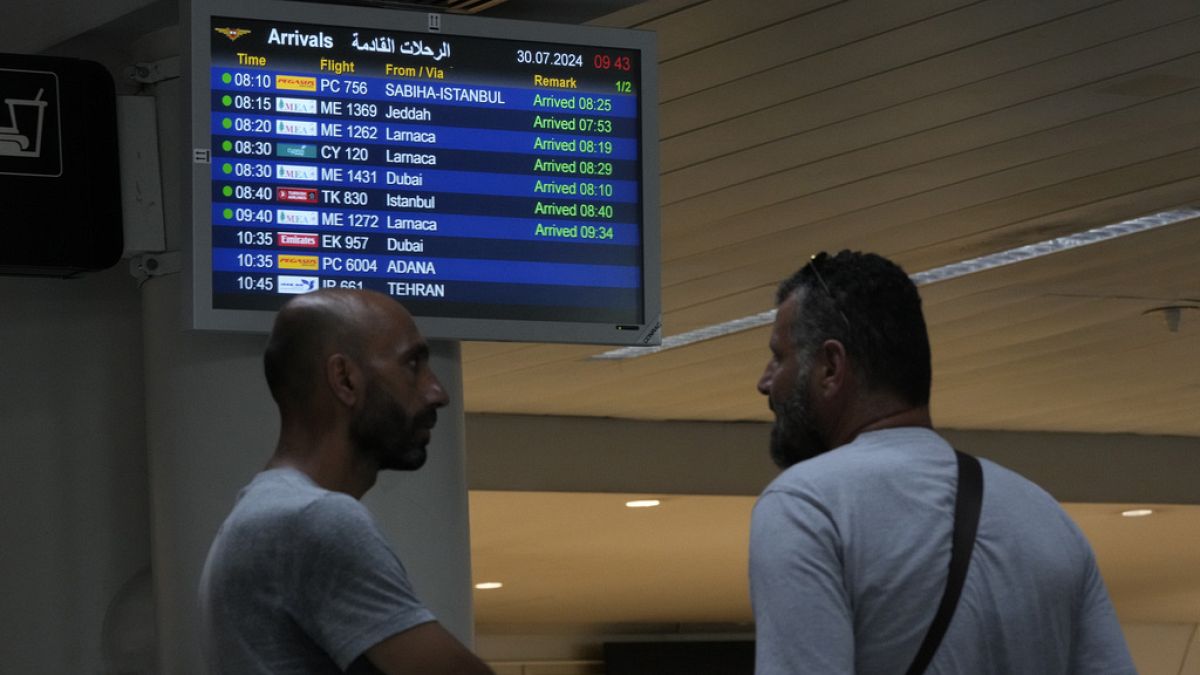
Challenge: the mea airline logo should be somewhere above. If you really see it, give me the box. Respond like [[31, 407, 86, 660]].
[[277, 209, 318, 226], [276, 163, 318, 181], [278, 232, 319, 248], [214, 27, 251, 42]]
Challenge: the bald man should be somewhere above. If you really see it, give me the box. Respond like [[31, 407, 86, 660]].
[[199, 289, 493, 675]]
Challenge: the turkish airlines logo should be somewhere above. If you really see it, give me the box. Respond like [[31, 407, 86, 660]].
[[277, 187, 318, 203]]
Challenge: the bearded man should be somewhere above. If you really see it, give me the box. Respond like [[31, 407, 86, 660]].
[[200, 289, 492, 675], [751, 251, 1134, 674]]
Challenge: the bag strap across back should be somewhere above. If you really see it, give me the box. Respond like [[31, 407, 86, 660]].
[[904, 450, 984, 675]]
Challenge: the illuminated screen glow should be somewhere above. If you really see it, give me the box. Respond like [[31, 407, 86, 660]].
[[189, 1, 659, 344]]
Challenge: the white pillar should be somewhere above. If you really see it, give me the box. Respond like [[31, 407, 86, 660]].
[[364, 340, 475, 645]]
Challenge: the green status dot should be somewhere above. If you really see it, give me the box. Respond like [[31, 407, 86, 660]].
[[221, 95, 232, 106], [222, 140, 233, 151], [222, 118, 232, 129], [222, 163, 233, 174], [222, 208, 233, 219], [222, 186, 233, 197], [221, 73, 232, 84]]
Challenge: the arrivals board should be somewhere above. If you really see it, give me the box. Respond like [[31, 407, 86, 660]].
[[187, 0, 660, 344]]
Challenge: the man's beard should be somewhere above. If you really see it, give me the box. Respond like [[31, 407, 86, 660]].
[[769, 373, 830, 469], [350, 380, 435, 471]]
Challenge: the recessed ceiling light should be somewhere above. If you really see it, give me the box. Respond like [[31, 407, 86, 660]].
[[625, 499, 661, 508], [474, 582, 503, 590], [1120, 509, 1154, 518]]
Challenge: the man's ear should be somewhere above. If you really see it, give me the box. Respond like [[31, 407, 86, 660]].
[[326, 353, 361, 407], [816, 338, 849, 397]]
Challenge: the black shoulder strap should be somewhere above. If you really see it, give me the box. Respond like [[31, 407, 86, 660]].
[[905, 450, 984, 675]]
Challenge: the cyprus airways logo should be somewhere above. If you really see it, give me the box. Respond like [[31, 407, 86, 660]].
[[214, 27, 251, 42]]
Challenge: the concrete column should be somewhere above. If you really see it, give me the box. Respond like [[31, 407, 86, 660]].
[[365, 340, 475, 645]]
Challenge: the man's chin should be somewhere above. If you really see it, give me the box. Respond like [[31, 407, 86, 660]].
[[769, 440, 797, 470], [769, 426, 827, 469], [381, 445, 428, 471]]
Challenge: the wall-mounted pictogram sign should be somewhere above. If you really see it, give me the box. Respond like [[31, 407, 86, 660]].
[[0, 55, 121, 276], [0, 68, 62, 177]]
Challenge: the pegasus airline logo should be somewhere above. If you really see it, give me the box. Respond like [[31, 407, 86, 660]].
[[214, 27, 251, 42]]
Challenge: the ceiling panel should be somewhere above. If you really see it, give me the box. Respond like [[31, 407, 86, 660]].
[[470, 491, 756, 626], [470, 492, 1200, 627], [656, 0, 980, 103], [642, 0, 842, 63]]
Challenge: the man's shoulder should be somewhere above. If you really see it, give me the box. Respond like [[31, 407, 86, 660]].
[[297, 489, 374, 533], [975, 456, 1081, 532], [223, 469, 365, 535], [233, 469, 323, 514], [766, 427, 950, 490], [213, 471, 384, 571]]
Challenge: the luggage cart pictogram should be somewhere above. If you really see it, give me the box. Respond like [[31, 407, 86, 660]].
[[0, 88, 49, 158]]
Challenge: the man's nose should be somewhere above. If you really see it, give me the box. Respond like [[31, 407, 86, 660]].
[[757, 363, 773, 396], [427, 374, 450, 408]]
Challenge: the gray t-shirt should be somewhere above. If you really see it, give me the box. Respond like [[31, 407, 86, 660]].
[[750, 427, 1135, 674], [200, 467, 435, 674]]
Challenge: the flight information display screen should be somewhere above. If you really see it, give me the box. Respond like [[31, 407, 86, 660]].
[[188, 1, 659, 344]]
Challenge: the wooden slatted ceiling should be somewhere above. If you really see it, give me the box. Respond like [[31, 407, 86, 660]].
[[926, 221, 1200, 435], [662, 50, 1200, 223], [462, 0, 1200, 437], [658, 0, 1199, 154], [661, 57, 1200, 259], [464, 212, 1200, 432]]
